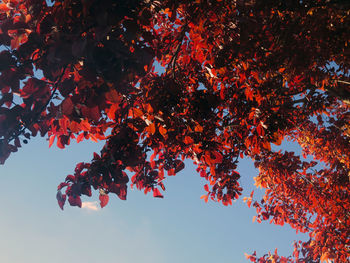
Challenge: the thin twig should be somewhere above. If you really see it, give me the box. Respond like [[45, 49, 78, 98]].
[[166, 24, 188, 77], [335, 80, 350, 85]]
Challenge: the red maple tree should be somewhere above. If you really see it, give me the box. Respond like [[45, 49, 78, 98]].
[[0, 0, 349, 262]]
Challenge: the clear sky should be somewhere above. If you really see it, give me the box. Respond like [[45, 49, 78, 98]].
[[0, 34, 308, 263], [0, 135, 307, 263]]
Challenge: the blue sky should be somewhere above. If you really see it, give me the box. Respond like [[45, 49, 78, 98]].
[[0, 46, 309, 263], [0, 135, 307, 263], [0, 35, 310, 263]]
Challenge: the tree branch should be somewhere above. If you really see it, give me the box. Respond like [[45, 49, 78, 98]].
[[166, 24, 188, 77]]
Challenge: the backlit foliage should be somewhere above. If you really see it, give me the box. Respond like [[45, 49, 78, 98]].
[[0, 0, 349, 262]]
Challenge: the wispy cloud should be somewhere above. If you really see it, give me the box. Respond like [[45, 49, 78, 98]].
[[82, 201, 100, 211]]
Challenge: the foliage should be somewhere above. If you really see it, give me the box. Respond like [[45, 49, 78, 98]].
[[0, 0, 349, 262]]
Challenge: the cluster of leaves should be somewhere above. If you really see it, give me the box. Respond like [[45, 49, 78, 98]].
[[0, 0, 349, 262]]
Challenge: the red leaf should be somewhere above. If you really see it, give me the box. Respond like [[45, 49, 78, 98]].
[[212, 151, 223, 163], [57, 136, 65, 149], [184, 136, 194, 144], [109, 183, 120, 195], [167, 168, 175, 176], [261, 212, 269, 220], [105, 89, 121, 103], [109, 183, 127, 200], [76, 133, 84, 143], [99, 194, 109, 208], [61, 97, 74, 115], [174, 160, 185, 173], [68, 195, 82, 208], [262, 140, 271, 151], [153, 188, 163, 198], [93, 152, 100, 160], [57, 182, 69, 190], [56, 191, 66, 210], [118, 185, 127, 200], [89, 106, 101, 122]]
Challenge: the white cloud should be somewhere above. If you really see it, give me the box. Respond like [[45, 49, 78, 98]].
[[82, 201, 100, 211]]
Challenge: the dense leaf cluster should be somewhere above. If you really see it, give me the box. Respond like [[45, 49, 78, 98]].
[[0, 0, 349, 262]]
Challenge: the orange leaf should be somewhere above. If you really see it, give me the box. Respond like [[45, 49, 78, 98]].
[[320, 252, 329, 262], [184, 136, 194, 144], [89, 133, 98, 143], [244, 253, 256, 262], [79, 120, 91, 131], [247, 199, 252, 208], [272, 132, 282, 145], [0, 3, 11, 12], [262, 140, 271, 151], [57, 136, 65, 149], [133, 108, 143, 118], [159, 125, 167, 137], [256, 124, 265, 137], [11, 34, 26, 50], [76, 133, 84, 143], [148, 122, 156, 135], [49, 135, 56, 148], [59, 118, 68, 134], [69, 121, 80, 133], [200, 194, 209, 203], [195, 124, 203, 132], [107, 104, 119, 120], [244, 86, 254, 101]]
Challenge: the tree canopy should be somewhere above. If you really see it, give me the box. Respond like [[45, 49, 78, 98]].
[[0, 0, 349, 262]]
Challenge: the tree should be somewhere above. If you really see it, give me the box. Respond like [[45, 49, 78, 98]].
[[0, 0, 349, 261]]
